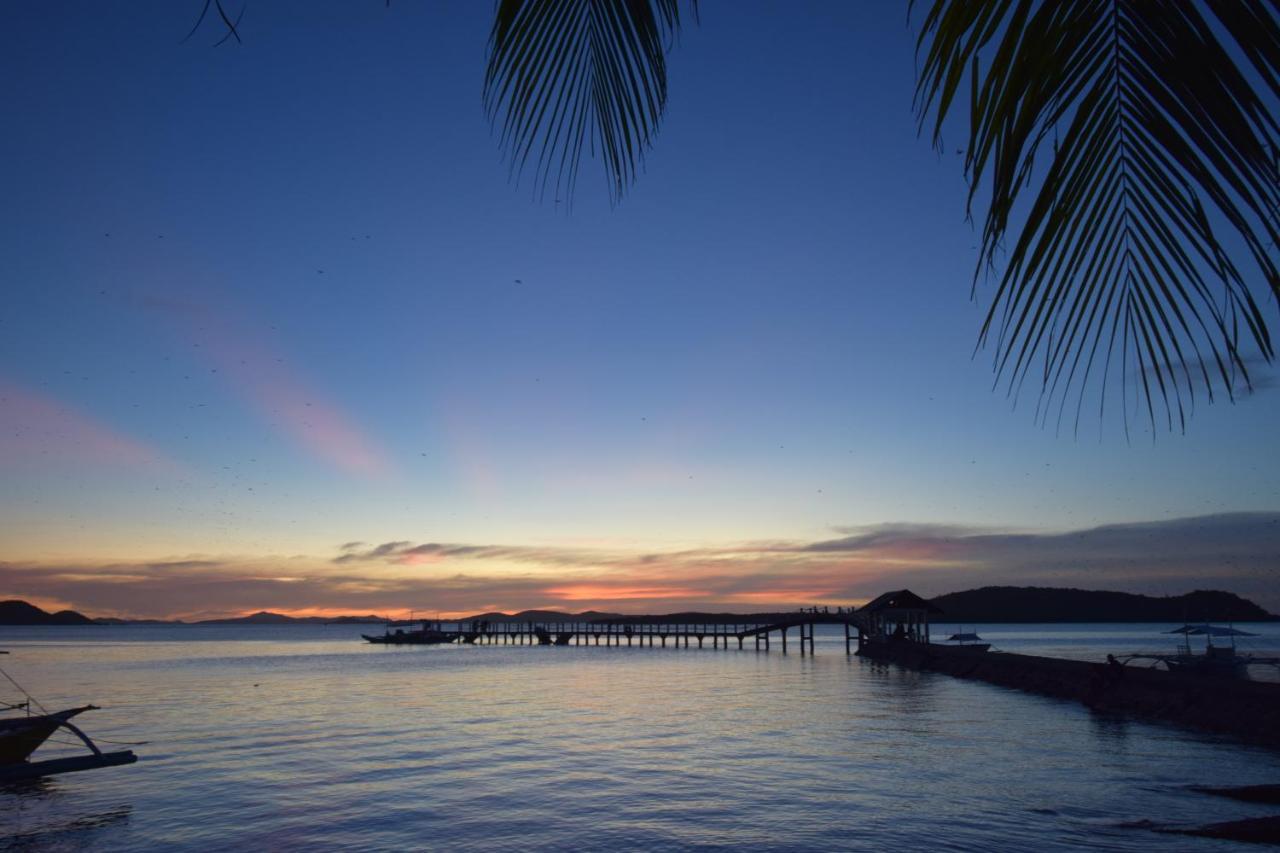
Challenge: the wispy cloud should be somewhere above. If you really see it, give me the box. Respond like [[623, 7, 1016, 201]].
[[136, 291, 392, 479], [3, 513, 1274, 619], [0, 378, 179, 472]]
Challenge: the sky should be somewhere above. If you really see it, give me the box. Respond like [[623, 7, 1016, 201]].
[[1, 2, 1277, 619]]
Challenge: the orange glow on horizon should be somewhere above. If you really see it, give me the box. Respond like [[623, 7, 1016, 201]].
[[543, 584, 712, 601]]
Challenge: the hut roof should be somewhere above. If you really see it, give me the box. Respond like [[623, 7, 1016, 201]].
[[860, 589, 944, 615]]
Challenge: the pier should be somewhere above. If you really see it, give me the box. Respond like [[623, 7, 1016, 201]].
[[849, 589, 1280, 751], [369, 611, 860, 654], [368, 591, 1280, 751], [445, 616, 852, 654]]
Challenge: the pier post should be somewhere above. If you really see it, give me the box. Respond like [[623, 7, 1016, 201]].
[[738, 636, 743, 650], [844, 621, 851, 655], [782, 627, 788, 653]]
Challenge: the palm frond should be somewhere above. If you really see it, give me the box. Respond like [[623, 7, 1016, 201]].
[[484, 0, 693, 205], [915, 0, 1280, 435]]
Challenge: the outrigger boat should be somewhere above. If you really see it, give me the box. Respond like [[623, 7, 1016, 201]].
[[362, 619, 457, 645], [945, 630, 991, 652], [1, 653, 138, 782], [1119, 625, 1280, 678]]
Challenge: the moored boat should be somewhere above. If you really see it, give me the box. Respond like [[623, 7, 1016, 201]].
[[1, 653, 138, 782], [1119, 625, 1279, 678], [362, 620, 457, 645]]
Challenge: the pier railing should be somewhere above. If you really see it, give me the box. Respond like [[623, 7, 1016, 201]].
[[398, 616, 860, 654]]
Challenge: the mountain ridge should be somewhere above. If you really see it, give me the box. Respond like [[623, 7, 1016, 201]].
[[929, 586, 1276, 623], [1, 587, 1274, 626]]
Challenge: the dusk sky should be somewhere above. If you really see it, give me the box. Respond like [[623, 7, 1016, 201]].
[[2, 2, 1277, 619]]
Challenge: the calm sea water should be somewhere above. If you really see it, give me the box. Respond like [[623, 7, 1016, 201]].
[[2, 623, 1279, 851]]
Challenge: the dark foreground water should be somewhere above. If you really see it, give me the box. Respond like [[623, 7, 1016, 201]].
[[2, 623, 1279, 850]]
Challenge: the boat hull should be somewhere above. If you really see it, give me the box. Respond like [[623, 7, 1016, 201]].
[[0, 750, 136, 783], [362, 632, 456, 645], [0, 708, 93, 765], [1165, 656, 1248, 678]]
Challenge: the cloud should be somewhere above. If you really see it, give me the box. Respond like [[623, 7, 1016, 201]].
[[134, 290, 392, 479], [0, 378, 179, 472], [331, 540, 608, 567], [2, 513, 1277, 619]]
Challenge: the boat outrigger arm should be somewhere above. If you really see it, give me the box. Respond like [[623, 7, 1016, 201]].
[[0, 705, 138, 783]]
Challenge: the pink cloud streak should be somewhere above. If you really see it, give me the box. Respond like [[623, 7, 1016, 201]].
[[136, 291, 392, 479], [0, 379, 178, 471]]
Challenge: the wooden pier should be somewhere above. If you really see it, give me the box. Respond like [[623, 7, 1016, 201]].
[[460, 618, 840, 654], [386, 615, 858, 654], [369, 589, 1280, 750]]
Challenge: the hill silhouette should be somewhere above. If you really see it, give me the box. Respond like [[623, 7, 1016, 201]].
[[0, 600, 95, 625], [1, 588, 1273, 627], [195, 611, 385, 625], [930, 587, 1275, 623]]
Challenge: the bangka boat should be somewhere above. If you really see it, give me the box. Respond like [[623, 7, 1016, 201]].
[[945, 631, 992, 652], [362, 620, 457, 645], [1, 654, 138, 782], [1119, 625, 1280, 678]]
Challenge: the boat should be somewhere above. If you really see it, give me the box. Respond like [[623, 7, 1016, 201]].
[[1, 653, 138, 782], [945, 630, 992, 652], [362, 619, 457, 645], [1119, 624, 1280, 678]]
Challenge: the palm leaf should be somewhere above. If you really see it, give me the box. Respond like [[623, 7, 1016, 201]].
[[484, 0, 694, 204], [915, 0, 1280, 434]]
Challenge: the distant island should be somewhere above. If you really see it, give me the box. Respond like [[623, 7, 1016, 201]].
[[1, 587, 1274, 626], [195, 611, 387, 626], [0, 600, 97, 626], [929, 586, 1276, 623], [0, 600, 386, 626]]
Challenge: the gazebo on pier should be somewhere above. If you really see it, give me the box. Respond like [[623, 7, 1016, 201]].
[[855, 589, 942, 650]]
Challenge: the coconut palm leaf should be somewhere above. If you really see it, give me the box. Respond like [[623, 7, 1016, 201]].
[[915, 0, 1279, 434], [484, 0, 693, 204]]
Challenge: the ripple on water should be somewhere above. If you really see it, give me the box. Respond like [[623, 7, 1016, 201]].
[[1, 624, 1278, 850]]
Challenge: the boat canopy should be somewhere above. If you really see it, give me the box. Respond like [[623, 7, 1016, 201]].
[[947, 632, 984, 642], [1165, 625, 1256, 637]]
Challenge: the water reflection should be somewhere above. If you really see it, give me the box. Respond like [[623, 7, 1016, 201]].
[[0, 624, 1277, 850]]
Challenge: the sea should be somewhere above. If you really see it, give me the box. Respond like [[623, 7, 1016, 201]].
[[2, 622, 1279, 851]]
